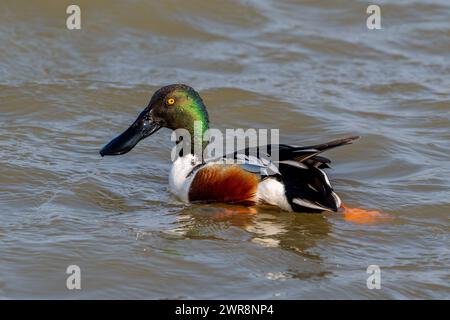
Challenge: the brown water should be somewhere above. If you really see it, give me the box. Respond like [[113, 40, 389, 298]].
[[1, 0, 449, 299]]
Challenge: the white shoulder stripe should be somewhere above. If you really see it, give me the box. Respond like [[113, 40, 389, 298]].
[[332, 192, 342, 208], [318, 168, 331, 188], [292, 198, 331, 211]]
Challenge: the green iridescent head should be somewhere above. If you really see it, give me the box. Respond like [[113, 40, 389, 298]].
[[99, 84, 210, 157], [149, 84, 209, 137]]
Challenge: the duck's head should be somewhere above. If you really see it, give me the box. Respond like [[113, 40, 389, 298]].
[[100, 84, 209, 156]]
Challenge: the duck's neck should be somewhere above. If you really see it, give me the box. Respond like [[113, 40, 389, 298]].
[[177, 119, 209, 159], [193, 119, 209, 156]]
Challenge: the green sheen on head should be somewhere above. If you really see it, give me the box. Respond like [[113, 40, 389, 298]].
[[148, 84, 209, 150]]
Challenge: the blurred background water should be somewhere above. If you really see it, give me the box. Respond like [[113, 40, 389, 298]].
[[0, 0, 449, 299]]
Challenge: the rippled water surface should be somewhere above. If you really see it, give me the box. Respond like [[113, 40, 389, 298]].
[[1, 0, 449, 299]]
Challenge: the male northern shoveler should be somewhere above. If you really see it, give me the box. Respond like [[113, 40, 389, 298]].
[[100, 84, 359, 213]]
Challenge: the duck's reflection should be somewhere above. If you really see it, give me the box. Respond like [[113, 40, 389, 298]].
[[169, 203, 331, 260]]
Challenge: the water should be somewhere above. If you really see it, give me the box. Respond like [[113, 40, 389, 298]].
[[0, 0, 449, 299]]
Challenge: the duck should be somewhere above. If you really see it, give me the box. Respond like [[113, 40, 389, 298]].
[[100, 84, 360, 213]]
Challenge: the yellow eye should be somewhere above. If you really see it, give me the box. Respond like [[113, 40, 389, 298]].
[[167, 98, 175, 105]]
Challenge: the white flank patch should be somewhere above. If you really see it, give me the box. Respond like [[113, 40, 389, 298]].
[[256, 178, 292, 211], [169, 154, 199, 202]]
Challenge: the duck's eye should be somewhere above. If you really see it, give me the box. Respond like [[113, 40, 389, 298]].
[[167, 98, 175, 105]]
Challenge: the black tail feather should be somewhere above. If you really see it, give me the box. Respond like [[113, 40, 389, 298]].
[[279, 136, 360, 168], [300, 135, 360, 152]]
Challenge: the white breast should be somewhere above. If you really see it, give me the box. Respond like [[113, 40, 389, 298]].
[[168, 154, 198, 202]]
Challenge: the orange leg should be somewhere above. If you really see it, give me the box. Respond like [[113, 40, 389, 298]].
[[340, 203, 391, 224], [215, 207, 257, 218]]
